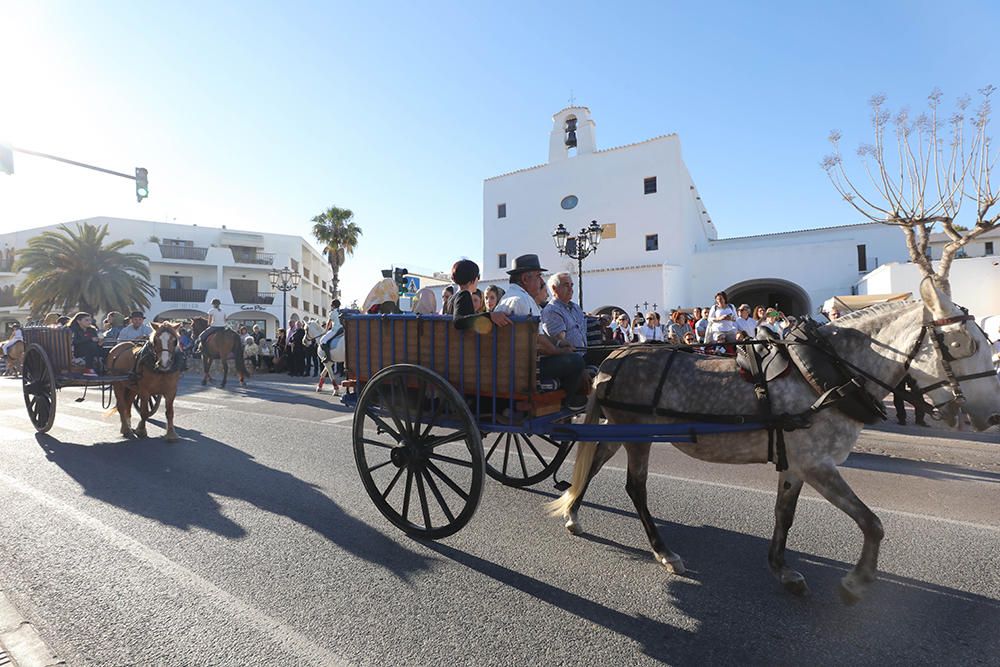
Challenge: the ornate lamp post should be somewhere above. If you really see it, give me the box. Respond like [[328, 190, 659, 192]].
[[552, 220, 603, 309], [268, 266, 300, 330]]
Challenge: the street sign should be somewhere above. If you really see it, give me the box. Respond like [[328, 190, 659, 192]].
[[404, 277, 420, 294]]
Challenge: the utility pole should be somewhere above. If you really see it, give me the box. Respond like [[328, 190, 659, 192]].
[[0, 144, 148, 202]]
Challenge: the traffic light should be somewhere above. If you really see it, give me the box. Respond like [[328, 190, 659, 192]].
[[393, 267, 409, 294], [135, 167, 148, 202], [0, 144, 13, 175]]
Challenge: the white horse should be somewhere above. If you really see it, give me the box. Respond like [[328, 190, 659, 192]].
[[550, 278, 1000, 603], [304, 319, 345, 395]]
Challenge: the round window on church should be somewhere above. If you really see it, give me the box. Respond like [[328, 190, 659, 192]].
[[560, 195, 578, 210]]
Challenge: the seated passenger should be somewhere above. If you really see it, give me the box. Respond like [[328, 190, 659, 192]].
[[449, 259, 482, 322], [492, 255, 586, 410], [68, 312, 107, 376]]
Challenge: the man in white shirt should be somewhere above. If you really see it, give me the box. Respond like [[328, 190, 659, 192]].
[[734, 303, 757, 338], [492, 254, 586, 410], [117, 311, 154, 342], [195, 298, 227, 351]]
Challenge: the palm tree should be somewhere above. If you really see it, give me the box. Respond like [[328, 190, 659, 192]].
[[311, 206, 362, 300], [14, 222, 155, 317]]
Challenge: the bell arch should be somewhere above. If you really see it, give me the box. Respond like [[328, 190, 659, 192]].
[[723, 278, 811, 316]]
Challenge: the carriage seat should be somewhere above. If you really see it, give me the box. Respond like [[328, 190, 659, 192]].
[[736, 327, 790, 383]]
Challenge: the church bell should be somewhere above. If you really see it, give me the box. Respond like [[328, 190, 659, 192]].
[[564, 117, 578, 148]]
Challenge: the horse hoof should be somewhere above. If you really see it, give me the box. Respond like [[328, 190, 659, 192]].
[[838, 572, 869, 605], [564, 515, 582, 536], [782, 573, 810, 597], [135, 430, 148, 439], [165, 431, 179, 443], [657, 553, 685, 575]]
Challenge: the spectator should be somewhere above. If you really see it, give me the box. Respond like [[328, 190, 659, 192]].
[[682, 330, 698, 346], [243, 335, 260, 368], [44, 312, 62, 327], [259, 338, 274, 371], [694, 308, 709, 342], [734, 303, 757, 338], [760, 309, 783, 335], [484, 285, 504, 312], [666, 310, 689, 340], [251, 325, 265, 343], [753, 305, 767, 323], [118, 311, 154, 342], [613, 313, 633, 344], [472, 288, 485, 313], [272, 329, 286, 373], [893, 374, 928, 426], [636, 311, 666, 342], [441, 286, 455, 315], [706, 291, 737, 343], [828, 308, 842, 321], [707, 331, 732, 356]]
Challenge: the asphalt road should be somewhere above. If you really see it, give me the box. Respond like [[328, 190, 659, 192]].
[[0, 373, 997, 666]]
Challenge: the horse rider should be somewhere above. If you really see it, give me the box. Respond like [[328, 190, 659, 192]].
[[118, 311, 154, 343], [2, 323, 22, 356], [195, 298, 227, 353], [317, 299, 344, 357]]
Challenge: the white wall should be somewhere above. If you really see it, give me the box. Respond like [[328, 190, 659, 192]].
[[857, 256, 1000, 318]]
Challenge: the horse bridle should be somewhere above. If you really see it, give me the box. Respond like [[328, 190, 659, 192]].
[[151, 329, 180, 372]]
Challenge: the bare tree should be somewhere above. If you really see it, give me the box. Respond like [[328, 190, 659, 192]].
[[823, 86, 997, 295]]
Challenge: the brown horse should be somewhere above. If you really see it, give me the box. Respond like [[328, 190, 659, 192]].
[[191, 317, 249, 388], [3, 339, 24, 377], [107, 321, 183, 441]]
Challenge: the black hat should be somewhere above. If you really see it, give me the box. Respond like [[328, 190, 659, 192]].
[[506, 254, 547, 275], [130, 311, 145, 319], [211, 298, 221, 305]]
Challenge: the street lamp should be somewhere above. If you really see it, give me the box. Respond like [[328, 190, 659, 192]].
[[268, 266, 300, 330], [552, 220, 603, 309]]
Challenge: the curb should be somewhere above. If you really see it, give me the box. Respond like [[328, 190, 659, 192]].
[[0, 593, 63, 667]]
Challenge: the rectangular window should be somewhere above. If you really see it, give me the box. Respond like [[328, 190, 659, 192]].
[[314, 305, 320, 315], [644, 177, 657, 194], [303, 300, 311, 313], [565, 237, 577, 256], [986, 241, 994, 255], [290, 295, 299, 308], [162, 238, 194, 247], [290, 258, 300, 273], [497, 203, 506, 219], [645, 234, 658, 251], [601, 223, 617, 239], [160, 275, 192, 289], [322, 307, 327, 317], [498, 253, 507, 269], [857, 244, 867, 272]]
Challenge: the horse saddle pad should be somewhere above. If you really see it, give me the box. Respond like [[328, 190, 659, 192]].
[[735, 327, 791, 382], [784, 319, 885, 425]]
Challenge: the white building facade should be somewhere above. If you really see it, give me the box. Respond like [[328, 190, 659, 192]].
[[483, 107, 995, 318], [0, 217, 334, 336]]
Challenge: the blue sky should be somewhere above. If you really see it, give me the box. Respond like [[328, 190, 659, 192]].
[[1, 1, 996, 303]]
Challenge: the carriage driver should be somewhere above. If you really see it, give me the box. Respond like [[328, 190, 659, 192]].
[[195, 298, 228, 352], [117, 311, 154, 342]]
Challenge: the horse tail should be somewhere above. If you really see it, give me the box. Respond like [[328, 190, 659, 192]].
[[546, 391, 601, 518]]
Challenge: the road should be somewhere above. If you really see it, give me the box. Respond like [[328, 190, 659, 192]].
[[0, 373, 997, 666]]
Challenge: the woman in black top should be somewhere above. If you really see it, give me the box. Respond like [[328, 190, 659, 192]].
[[68, 312, 107, 375], [449, 259, 480, 324]]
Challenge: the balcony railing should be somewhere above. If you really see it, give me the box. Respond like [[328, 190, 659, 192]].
[[0, 291, 17, 307], [231, 249, 275, 265], [232, 292, 275, 305], [159, 288, 209, 302], [159, 245, 208, 261], [0, 258, 14, 272]]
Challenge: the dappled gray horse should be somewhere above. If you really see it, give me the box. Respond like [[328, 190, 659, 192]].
[[550, 278, 1000, 603]]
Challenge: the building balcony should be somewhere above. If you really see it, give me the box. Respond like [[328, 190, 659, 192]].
[[0, 258, 14, 273], [232, 291, 275, 305], [159, 245, 209, 261], [0, 293, 17, 308], [231, 249, 275, 265], [159, 288, 209, 302]]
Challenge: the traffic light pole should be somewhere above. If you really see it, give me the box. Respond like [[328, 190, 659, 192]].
[[1, 145, 147, 201]]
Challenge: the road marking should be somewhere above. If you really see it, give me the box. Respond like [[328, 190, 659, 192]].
[[592, 462, 1000, 534], [322, 414, 355, 424], [0, 471, 350, 667]]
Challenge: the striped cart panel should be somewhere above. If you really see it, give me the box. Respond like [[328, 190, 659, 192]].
[[23, 326, 74, 374]]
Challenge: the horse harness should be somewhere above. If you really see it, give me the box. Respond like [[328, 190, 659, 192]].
[[132, 337, 183, 376], [597, 314, 993, 472]]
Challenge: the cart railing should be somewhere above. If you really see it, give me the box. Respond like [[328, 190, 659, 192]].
[[23, 326, 73, 374]]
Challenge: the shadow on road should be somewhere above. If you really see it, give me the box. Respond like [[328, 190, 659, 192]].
[[512, 486, 998, 664], [33, 429, 429, 580]]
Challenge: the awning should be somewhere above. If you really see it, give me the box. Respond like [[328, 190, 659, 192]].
[[823, 293, 912, 314]]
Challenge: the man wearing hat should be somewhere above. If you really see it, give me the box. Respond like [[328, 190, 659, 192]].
[[492, 254, 587, 411], [118, 310, 154, 342], [195, 298, 227, 352]]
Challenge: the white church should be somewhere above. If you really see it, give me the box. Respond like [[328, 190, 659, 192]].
[[481, 106, 999, 319]]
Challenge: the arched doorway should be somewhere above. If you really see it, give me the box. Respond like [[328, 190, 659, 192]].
[[592, 304, 628, 318], [724, 278, 811, 316]]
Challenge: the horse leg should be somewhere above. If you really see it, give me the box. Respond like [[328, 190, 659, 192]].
[[134, 393, 150, 438], [115, 384, 133, 437], [624, 442, 685, 574], [220, 355, 229, 388], [802, 464, 884, 604], [564, 441, 621, 536], [768, 471, 808, 595], [164, 392, 178, 442], [201, 355, 210, 386]]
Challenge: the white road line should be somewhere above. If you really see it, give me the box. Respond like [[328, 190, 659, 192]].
[[594, 462, 1000, 534], [0, 471, 350, 667], [322, 414, 355, 424]]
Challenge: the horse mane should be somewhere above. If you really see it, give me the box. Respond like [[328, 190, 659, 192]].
[[830, 300, 916, 324]]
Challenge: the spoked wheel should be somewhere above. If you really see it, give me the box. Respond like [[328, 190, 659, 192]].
[[22, 344, 56, 433], [133, 393, 162, 416], [353, 364, 484, 539], [483, 432, 574, 487]]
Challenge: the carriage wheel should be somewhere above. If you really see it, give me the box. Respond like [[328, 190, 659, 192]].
[[353, 364, 484, 539], [133, 393, 162, 416], [483, 433, 573, 488], [22, 344, 56, 433]]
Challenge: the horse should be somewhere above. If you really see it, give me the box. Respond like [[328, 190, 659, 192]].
[[3, 339, 24, 377], [549, 278, 1000, 603], [106, 321, 184, 442], [304, 319, 345, 395], [191, 317, 249, 388]]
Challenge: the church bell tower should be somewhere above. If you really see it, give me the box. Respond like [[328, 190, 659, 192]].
[[549, 106, 596, 162]]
